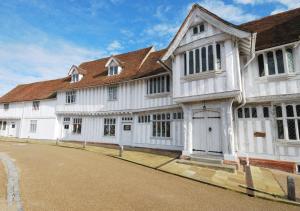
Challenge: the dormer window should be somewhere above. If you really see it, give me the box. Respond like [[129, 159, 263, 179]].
[[109, 66, 118, 76], [192, 23, 205, 35], [71, 73, 79, 83]]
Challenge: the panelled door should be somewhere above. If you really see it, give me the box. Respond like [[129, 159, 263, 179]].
[[121, 116, 133, 146], [8, 121, 17, 137], [193, 110, 222, 154]]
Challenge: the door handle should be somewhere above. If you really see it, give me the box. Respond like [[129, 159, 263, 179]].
[[208, 127, 212, 132]]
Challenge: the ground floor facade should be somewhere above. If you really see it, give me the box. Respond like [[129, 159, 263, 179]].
[[1, 100, 300, 173]]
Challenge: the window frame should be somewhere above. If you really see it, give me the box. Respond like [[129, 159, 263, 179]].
[[152, 113, 171, 138], [104, 118, 116, 137], [29, 120, 37, 133], [65, 91, 76, 104], [32, 101, 40, 111], [192, 23, 205, 35], [3, 103, 9, 110], [107, 86, 118, 101], [146, 75, 171, 96], [72, 118, 82, 134], [108, 65, 119, 76]]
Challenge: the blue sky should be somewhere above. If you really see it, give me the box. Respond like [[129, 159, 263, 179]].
[[0, 0, 300, 96]]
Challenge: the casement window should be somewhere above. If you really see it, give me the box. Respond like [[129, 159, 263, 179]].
[[63, 117, 70, 130], [4, 104, 9, 110], [104, 118, 116, 136], [263, 107, 270, 118], [237, 107, 257, 119], [72, 118, 82, 134], [146, 75, 170, 95], [71, 73, 79, 83], [173, 112, 184, 120], [32, 101, 40, 110], [192, 23, 205, 35], [138, 115, 150, 123], [29, 120, 37, 133], [183, 43, 222, 76], [108, 66, 118, 76], [152, 113, 171, 138], [66, 91, 76, 104], [275, 104, 300, 141], [257, 47, 295, 77], [108, 86, 118, 101]]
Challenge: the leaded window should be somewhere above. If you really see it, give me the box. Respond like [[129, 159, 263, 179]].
[[108, 86, 118, 101], [72, 118, 82, 134], [30, 120, 37, 133], [147, 75, 170, 95], [104, 118, 116, 136], [152, 113, 171, 138], [66, 91, 76, 104]]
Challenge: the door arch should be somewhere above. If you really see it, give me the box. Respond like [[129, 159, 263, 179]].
[[192, 110, 222, 154]]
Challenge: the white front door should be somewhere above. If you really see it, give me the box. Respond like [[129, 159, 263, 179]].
[[193, 110, 222, 154], [8, 121, 17, 137], [121, 123, 132, 146]]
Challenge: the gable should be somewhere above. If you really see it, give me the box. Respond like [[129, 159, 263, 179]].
[[162, 4, 252, 61]]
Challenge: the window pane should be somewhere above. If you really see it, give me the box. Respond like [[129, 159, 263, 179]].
[[277, 120, 284, 139], [296, 105, 300, 117], [276, 50, 285, 74], [208, 45, 214, 71], [150, 79, 153, 94], [193, 26, 198, 34], [110, 125, 115, 136], [195, 49, 200, 73], [184, 53, 187, 75], [238, 108, 243, 118], [244, 108, 250, 118], [201, 47, 207, 72], [161, 76, 165, 92], [157, 122, 161, 137], [166, 122, 171, 137], [286, 105, 294, 117], [157, 77, 161, 93], [199, 24, 204, 32], [166, 75, 170, 92], [298, 120, 300, 139], [162, 122, 166, 137], [263, 107, 269, 118], [267, 52, 275, 75], [286, 48, 294, 72], [258, 54, 265, 77], [287, 119, 296, 140], [189, 51, 194, 74], [152, 122, 156, 136], [216, 44, 221, 69], [153, 78, 157, 93], [251, 107, 257, 118], [276, 106, 282, 117]]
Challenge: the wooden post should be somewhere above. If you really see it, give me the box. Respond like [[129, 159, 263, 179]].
[[287, 176, 296, 201], [119, 145, 123, 157], [83, 140, 86, 149]]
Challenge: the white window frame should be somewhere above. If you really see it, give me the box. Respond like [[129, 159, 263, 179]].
[[146, 75, 170, 95], [257, 46, 295, 78], [4, 103, 9, 110], [71, 73, 79, 83], [72, 118, 82, 134], [104, 118, 116, 136], [192, 23, 205, 35], [183, 42, 223, 77], [275, 103, 300, 142], [152, 113, 171, 138], [108, 66, 119, 76], [65, 91, 76, 104], [108, 86, 118, 101], [32, 101, 40, 111], [30, 120, 37, 133]]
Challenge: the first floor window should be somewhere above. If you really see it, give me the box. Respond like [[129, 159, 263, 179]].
[[109, 66, 118, 76], [275, 104, 300, 141], [263, 107, 270, 118], [30, 120, 37, 133], [72, 118, 82, 134], [147, 75, 170, 95], [152, 113, 171, 138], [138, 115, 150, 123], [2, 121, 7, 130], [4, 104, 9, 110], [66, 91, 76, 104], [104, 118, 116, 136], [108, 86, 118, 101]]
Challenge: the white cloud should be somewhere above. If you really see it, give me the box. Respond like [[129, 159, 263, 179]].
[[198, 0, 258, 23], [106, 40, 123, 52], [154, 5, 172, 20], [144, 23, 179, 37], [0, 40, 103, 96]]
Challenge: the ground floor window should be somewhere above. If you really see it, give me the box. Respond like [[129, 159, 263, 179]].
[[0, 121, 7, 130], [275, 104, 300, 141], [64, 117, 70, 130], [237, 107, 257, 119], [72, 118, 82, 134], [104, 118, 116, 136], [152, 113, 171, 138], [30, 120, 37, 133]]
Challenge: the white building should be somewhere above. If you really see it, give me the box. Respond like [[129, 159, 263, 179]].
[[1, 4, 300, 172]]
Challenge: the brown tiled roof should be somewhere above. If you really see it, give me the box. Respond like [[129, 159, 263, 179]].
[[240, 7, 300, 50], [0, 78, 67, 103], [0, 47, 169, 103]]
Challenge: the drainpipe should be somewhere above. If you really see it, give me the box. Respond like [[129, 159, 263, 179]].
[[234, 33, 256, 154]]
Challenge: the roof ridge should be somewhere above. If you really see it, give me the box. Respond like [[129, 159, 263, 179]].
[[17, 77, 65, 86], [240, 7, 300, 27]]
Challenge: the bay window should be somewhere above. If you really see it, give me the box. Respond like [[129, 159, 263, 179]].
[[257, 47, 295, 77], [183, 43, 222, 76]]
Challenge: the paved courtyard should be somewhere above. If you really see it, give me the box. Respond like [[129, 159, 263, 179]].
[[0, 141, 299, 211]]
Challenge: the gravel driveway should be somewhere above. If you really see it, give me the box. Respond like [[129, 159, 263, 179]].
[[0, 141, 299, 211]]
